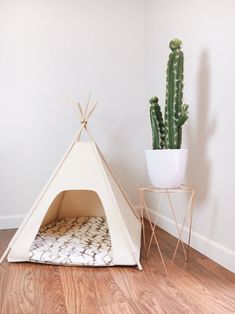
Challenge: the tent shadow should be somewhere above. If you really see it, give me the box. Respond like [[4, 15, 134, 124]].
[[186, 50, 216, 206]]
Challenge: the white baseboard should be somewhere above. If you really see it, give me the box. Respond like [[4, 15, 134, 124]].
[[0, 215, 25, 230], [136, 206, 235, 273]]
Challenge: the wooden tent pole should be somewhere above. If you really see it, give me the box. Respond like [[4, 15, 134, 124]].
[[83, 93, 91, 121], [86, 101, 98, 122], [76, 102, 83, 118]]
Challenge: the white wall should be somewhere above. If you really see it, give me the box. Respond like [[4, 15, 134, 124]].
[[0, 0, 145, 226], [1, 0, 235, 272], [145, 0, 235, 272]]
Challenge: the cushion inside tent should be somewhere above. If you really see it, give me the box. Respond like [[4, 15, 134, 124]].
[[27, 190, 114, 266], [28, 216, 114, 266]]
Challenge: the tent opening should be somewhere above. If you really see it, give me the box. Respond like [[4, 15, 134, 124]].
[[28, 190, 114, 266]]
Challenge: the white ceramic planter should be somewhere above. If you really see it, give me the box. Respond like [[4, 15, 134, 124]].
[[145, 149, 188, 188]]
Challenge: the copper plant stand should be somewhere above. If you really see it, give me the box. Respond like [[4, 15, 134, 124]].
[[139, 184, 196, 276]]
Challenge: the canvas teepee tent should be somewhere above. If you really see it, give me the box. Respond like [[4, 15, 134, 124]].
[[0, 99, 142, 270]]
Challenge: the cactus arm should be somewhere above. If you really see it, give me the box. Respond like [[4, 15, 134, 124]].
[[156, 101, 165, 148], [177, 104, 189, 148], [150, 105, 158, 149], [176, 104, 189, 148], [149, 97, 165, 149], [177, 104, 189, 127]]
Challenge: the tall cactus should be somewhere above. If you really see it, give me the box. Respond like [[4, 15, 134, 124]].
[[164, 39, 188, 149], [149, 39, 189, 149], [149, 97, 164, 149]]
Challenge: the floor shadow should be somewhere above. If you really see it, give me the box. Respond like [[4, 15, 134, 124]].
[[186, 50, 216, 206]]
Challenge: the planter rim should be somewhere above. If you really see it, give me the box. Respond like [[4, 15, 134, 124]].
[[145, 148, 188, 152]]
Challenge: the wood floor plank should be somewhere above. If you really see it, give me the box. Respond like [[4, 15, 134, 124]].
[[144, 225, 235, 313], [100, 300, 143, 314], [0, 226, 235, 314], [33, 264, 67, 314], [1, 263, 34, 314], [0, 229, 16, 257], [0, 263, 10, 314], [0, 229, 17, 313], [91, 267, 130, 307], [60, 266, 98, 314], [119, 267, 191, 313]]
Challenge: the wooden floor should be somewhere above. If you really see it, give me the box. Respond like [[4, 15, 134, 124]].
[[0, 225, 235, 314]]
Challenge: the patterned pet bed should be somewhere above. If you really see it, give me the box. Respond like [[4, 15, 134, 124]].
[[28, 216, 113, 266]]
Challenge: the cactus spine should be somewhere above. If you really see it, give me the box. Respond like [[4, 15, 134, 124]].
[[149, 39, 188, 149]]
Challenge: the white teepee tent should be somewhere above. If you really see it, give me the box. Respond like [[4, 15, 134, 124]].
[[0, 99, 142, 270]]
